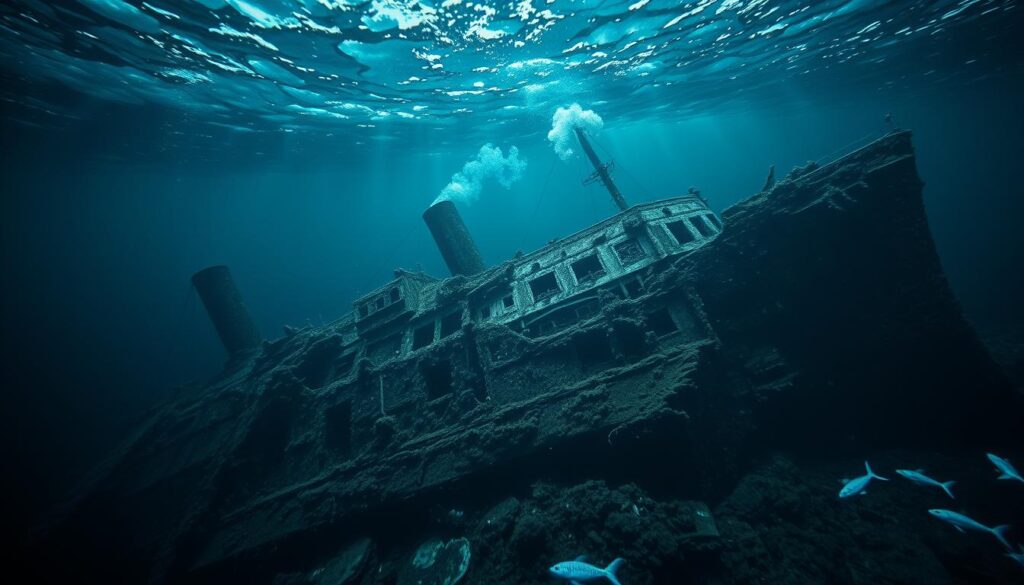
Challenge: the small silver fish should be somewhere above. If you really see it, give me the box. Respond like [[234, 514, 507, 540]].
[[896, 469, 956, 499], [987, 453, 1024, 483], [929, 509, 1012, 550], [839, 461, 888, 498], [549, 556, 624, 585]]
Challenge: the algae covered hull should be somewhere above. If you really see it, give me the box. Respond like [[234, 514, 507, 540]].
[[33, 131, 1022, 584]]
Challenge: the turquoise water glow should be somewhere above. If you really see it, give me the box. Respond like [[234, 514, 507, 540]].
[[1, 0, 1018, 140]]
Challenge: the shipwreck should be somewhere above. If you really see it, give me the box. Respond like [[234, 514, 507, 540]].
[[30, 129, 1023, 585]]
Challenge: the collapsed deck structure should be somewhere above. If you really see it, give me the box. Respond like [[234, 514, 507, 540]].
[[30, 130, 1022, 585]]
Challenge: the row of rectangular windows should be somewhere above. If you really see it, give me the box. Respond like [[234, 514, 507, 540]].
[[407, 214, 719, 351], [358, 286, 402, 319], [410, 311, 461, 351], [519, 238, 643, 312], [519, 213, 719, 308], [324, 299, 697, 460]]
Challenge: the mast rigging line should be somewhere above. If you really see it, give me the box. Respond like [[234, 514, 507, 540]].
[[520, 156, 558, 251]]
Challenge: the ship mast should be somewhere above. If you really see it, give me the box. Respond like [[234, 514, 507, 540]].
[[574, 126, 628, 211]]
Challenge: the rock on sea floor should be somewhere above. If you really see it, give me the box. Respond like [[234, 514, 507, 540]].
[[423, 451, 1024, 585]]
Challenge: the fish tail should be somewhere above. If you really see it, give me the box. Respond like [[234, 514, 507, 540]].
[[604, 558, 625, 585], [941, 481, 956, 499], [993, 525, 1012, 550], [865, 461, 888, 481]]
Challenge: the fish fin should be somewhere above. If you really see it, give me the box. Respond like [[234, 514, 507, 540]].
[[993, 525, 1012, 550], [998, 473, 1014, 480], [570, 581, 584, 585], [865, 461, 888, 481], [574, 555, 587, 562], [955, 526, 966, 534], [916, 469, 926, 474], [604, 558, 624, 585], [942, 481, 956, 499]]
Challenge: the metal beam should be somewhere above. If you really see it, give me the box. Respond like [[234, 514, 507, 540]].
[[574, 126, 628, 211]]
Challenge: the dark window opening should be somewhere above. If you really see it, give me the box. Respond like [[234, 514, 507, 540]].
[[662, 207, 673, 216], [421, 360, 454, 400], [571, 254, 606, 285], [529, 272, 561, 302], [624, 278, 644, 298], [240, 401, 291, 462], [552, 307, 578, 328], [324, 401, 352, 456], [614, 239, 645, 266], [692, 216, 715, 238], [389, 287, 401, 303], [617, 324, 647, 359], [646, 307, 679, 337], [574, 330, 614, 366], [502, 295, 515, 309], [367, 334, 402, 364], [524, 299, 600, 338], [470, 378, 487, 403], [480, 305, 492, 319], [666, 220, 695, 246], [536, 320, 554, 336], [359, 305, 369, 318], [412, 322, 435, 350], [673, 303, 701, 338], [296, 344, 336, 389], [440, 312, 461, 338], [708, 214, 722, 229], [374, 295, 385, 310]]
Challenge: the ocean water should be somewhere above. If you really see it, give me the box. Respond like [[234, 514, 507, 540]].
[[3, 1, 1024, 583]]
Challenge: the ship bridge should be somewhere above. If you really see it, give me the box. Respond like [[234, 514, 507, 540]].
[[466, 194, 721, 337], [333, 190, 722, 373]]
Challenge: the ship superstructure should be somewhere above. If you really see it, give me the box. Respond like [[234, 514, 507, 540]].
[[353, 192, 720, 358]]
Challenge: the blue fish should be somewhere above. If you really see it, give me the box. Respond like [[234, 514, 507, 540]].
[[929, 509, 1012, 550], [987, 453, 1024, 483], [839, 461, 888, 498], [549, 556, 624, 585], [896, 469, 956, 499]]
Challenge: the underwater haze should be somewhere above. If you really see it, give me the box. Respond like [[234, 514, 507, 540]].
[[3, 0, 1024, 583]]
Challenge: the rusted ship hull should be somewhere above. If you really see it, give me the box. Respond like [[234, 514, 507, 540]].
[[31, 131, 1022, 584]]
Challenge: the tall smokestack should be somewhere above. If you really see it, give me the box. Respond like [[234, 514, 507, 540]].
[[191, 265, 262, 356], [423, 200, 486, 277]]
